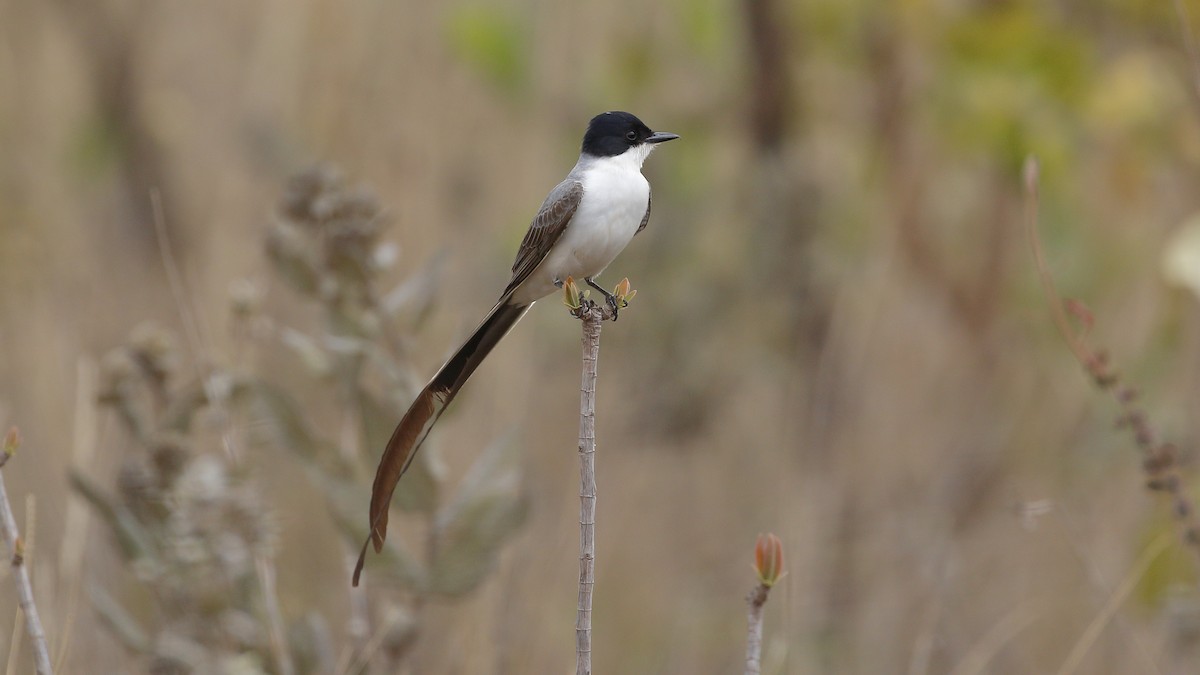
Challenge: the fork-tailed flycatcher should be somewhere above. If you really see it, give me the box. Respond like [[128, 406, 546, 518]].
[[353, 111, 678, 585]]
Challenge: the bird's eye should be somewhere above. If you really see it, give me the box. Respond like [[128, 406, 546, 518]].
[[625, 130, 638, 141]]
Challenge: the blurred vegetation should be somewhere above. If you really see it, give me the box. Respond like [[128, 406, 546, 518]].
[[5, 0, 1200, 673], [72, 168, 526, 672]]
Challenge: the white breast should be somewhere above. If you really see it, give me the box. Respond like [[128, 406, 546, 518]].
[[513, 152, 650, 304]]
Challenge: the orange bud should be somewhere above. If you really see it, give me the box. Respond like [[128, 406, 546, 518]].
[[613, 278, 636, 307], [754, 533, 785, 587], [3, 426, 19, 456]]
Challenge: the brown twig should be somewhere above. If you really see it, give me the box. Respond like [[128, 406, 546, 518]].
[[744, 584, 770, 675], [1023, 157, 1200, 567], [574, 301, 605, 675], [1054, 534, 1171, 675], [0, 428, 54, 675], [564, 278, 627, 675], [745, 533, 784, 675]]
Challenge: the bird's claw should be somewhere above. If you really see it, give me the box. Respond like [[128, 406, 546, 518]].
[[605, 293, 620, 321], [583, 277, 621, 321]]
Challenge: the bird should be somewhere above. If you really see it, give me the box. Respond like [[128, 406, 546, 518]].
[[352, 111, 678, 585]]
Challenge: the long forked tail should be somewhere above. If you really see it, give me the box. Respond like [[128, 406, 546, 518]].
[[353, 298, 531, 585]]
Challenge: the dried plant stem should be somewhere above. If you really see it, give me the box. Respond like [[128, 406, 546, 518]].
[[744, 583, 770, 675], [1054, 534, 1170, 675], [0, 456, 53, 675], [256, 554, 295, 675], [575, 302, 606, 675], [1023, 157, 1200, 566]]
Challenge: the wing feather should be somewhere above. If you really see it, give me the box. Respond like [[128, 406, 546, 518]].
[[636, 187, 652, 235], [503, 180, 584, 296]]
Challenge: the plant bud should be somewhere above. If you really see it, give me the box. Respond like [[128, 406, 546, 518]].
[[754, 533, 785, 587]]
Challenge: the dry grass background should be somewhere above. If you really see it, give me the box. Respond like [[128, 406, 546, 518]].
[[4, 0, 1200, 673]]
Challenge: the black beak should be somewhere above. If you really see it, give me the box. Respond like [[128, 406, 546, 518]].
[[646, 131, 680, 144]]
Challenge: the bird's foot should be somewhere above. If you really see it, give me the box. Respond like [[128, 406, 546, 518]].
[[569, 297, 597, 319], [584, 278, 619, 320]]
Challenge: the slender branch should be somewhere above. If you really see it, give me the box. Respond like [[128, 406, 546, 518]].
[[1022, 159, 1092, 366], [744, 583, 770, 675], [1023, 157, 1200, 566], [561, 278, 630, 674], [0, 428, 54, 675], [1054, 534, 1171, 675], [575, 302, 605, 675], [746, 532, 784, 675]]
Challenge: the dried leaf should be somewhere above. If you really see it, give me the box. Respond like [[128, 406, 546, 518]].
[[428, 437, 527, 597]]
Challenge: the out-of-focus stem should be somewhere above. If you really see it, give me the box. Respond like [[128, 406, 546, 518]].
[[0, 435, 54, 675], [744, 583, 770, 675]]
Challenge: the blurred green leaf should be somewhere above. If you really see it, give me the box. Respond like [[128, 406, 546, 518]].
[[322, 332, 370, 386], [428, 436, 527, 597], [943, 7, 1089, 99], [444, 6, 530, 95], [68, 113, 123, 179], [1136, 517, 1198, 609], [230, 379, 345, 468], [265, 221, 322, 296], [676, 0, 729, 60], [1084, 51, 1182, 141], [88, 584, 151, 654], [382, 250, 446, 327], [288, 613, 336, 675], [608, 38, 657, 97], [359, 387, 443, 512], [162, 375, 339, 468], [279, 327, 333, 378], [935, 5, 1092, 170], [69, 469, 156, 561]]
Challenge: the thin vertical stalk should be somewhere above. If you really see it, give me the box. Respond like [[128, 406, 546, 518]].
[[576, 305, 603, 675], [0, 439, 53, 675], [744, 584, 769, 675]]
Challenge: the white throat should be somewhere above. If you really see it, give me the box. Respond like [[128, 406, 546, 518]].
[[577, 143, 656, 174], [625, 143, 655, 169]]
